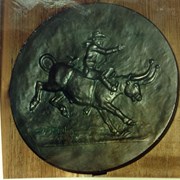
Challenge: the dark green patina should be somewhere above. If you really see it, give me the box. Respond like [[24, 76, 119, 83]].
[[9, 3, 178, 174]]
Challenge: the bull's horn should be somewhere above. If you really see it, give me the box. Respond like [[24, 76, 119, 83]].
[[142, 64, 160, 85], [130, 59, 155, 81]]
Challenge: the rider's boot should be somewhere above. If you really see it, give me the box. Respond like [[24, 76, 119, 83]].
[[102, 67, 116, 78]]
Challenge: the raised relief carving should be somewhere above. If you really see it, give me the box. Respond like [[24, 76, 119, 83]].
[[30, 31, 160, 141], [9, 3, 177, 172]]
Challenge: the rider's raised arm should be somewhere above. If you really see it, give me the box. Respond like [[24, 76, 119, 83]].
[[94, 45, 124, 55]]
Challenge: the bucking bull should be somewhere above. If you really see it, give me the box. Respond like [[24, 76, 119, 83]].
[[30, 54, 159, 135]]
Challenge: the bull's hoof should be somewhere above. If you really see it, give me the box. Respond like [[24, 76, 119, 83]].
[[120, 130, 131, 137], [83, 107, 92, 116], [29, 99, 40, 111], [109, 128, 120, 136], [59, 105, 69, 118], [124, 118, 135, 126], [111, 130, 120, 136]]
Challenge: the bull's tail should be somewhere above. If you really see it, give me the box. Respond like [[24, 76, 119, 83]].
[[39, 53, 56, 72]]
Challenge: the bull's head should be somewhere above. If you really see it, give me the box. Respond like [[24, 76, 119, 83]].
[[124, 59, 160, 102]]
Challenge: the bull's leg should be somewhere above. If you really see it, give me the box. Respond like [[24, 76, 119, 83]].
[[97, 109, 119, 135], [49, 94, 70, 118], [103, 102, 135, 126], [30, 81, 43, 111], [30, 81, 60, 111]]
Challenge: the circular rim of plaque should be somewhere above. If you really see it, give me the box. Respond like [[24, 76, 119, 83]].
[[9, 3, 178, 174]]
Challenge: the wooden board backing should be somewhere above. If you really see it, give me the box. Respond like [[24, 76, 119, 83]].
[[1, 0, 180, 178]]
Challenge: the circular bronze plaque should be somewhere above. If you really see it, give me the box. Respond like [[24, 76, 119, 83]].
[[9, 3, 178, 174]]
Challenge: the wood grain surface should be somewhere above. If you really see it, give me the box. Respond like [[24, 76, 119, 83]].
[[1, 0, 180, 178]]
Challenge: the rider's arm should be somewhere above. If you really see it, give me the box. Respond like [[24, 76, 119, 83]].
[[94, 45, 124, 55]]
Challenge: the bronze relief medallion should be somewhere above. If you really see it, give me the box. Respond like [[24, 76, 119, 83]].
[[9, 3, 178, 174]]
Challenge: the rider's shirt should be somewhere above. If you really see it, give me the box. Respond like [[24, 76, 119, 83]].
[[83, 43, 118, 74], [84, 44, 105, 70]]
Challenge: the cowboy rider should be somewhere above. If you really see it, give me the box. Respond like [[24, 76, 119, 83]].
[[83, 31, 125, 92]]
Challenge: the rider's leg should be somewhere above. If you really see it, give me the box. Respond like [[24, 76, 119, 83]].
[[101, 76, 116, 91], [101, 69, 118, 92], [102, 67, 116, 78]]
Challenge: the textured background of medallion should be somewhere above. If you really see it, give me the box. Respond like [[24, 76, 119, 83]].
[[1, 0, 180, 178]]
